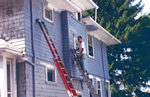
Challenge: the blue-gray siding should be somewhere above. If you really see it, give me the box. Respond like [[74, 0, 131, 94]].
[[18, 0, 110, 96]]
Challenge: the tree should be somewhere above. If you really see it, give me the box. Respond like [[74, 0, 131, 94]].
[[85, 0, 150, 96]]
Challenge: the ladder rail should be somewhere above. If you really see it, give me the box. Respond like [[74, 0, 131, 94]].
[[41, 21, 77, 94], [36, 19, 78, 97]]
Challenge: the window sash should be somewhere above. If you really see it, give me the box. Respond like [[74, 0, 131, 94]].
[[87, 35, 94, 56], [47, 67, 56, 82], [97, 81, 102, 97], [44, 6, 53, 22]]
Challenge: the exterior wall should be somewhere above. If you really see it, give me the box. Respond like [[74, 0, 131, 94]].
[[24, 0, 63, 61], [0, 0, 111, 97], [61, 11, 110, 97], [34, 62, 68, 97], [0, 0, 25, 51], [61, 11, 110, 79], [23, 0, 69, 97]]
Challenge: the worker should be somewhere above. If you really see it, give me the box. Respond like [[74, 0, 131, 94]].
[[77, 36, 88, 74]]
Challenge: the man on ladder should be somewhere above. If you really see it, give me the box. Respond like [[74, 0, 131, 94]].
[[76, 36, 88, 75]]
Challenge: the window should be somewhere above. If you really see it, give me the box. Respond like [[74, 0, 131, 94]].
[[7, 60, 12, 97], [78, 95, 82, 97], [76, 90, 83, 97], [89, 75, 94, 97], [106, 81, 111, 97], [46, 66, 56, 82], [87, 35, 94, 57], [74, 36, 80, 49], [97, 81, 102, 97], [43, 6, 53, 22], [77, 12, 81, 21], [73, 12, 82, 21]]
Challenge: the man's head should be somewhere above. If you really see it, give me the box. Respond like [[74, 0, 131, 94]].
[[78, 36, 82, 43]]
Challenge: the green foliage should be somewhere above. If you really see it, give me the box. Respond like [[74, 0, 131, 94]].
[[85, 0, 150, 96]]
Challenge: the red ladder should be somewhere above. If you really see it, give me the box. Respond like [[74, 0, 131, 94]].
[[36, 19, 78, 97]]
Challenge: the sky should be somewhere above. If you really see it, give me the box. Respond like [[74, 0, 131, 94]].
[[132, 0, 150, 18]]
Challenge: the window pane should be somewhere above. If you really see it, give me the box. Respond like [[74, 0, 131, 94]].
[[47, 69, 55, 82], [78, 95, 82, 97], [88, 35, 94, 56], [7, 62, 11, 92], [97, 81, 100, 89], [90, 93, 92, 97], [88, 35, 92, 46], [8, 94, 11, 97], [75, 39, 80, 49], [98, 90, 101, 97], [88, 46, 93, 56]]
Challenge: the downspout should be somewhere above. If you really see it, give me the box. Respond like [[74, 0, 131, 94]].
[[101, 42, 107, 97], [30, 0, 36, 97]]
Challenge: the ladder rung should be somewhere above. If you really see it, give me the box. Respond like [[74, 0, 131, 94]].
[[61, 74, 68, 76], [58, 61, 62, 63], [57, 67, 65, 69], [64, 81, 71, 83]]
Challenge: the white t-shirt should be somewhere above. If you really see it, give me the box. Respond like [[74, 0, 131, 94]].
[[79, 41, 86, 54]]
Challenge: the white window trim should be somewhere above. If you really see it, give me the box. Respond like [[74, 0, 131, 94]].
[[43, 6, 54, 23], [46, 64, 57, 84], [96, 77, 103, 97], [87, 34, 94, 58]]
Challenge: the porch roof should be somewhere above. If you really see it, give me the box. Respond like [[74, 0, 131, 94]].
[[46, 0, 98, 13], [82, 16, 121, 46], [0, 39, 22, 56], [70, 0, 99, 11]]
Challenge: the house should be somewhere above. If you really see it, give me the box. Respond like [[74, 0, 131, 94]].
[[0, 0, 121, 97]]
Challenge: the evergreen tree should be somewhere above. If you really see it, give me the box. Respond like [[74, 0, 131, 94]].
[[85, 0, 150, 96]]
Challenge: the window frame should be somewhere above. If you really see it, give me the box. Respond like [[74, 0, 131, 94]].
[[105, 80, 111, 97], [88, 74, 94, 97], [6, 59, 13, 97], [46, 65, 57, 84], [76, 90, 83, 97], [73, 35, 80, 50], [87, 34, 94, 58], [43, 6, 54, 23], [96, 78, 103, 97]]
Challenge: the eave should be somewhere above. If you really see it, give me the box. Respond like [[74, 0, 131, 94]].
[[82, 16, 121, 46]]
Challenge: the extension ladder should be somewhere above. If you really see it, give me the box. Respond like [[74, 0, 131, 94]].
[[36, 19, 78, 97], [72, 51, 99, 97]]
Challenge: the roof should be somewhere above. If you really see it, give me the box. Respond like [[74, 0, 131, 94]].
[[46, 0, 98, 12], [70, 0, 99, 11], [82, 16, 121, 46], [0, 39, 22, 56]]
